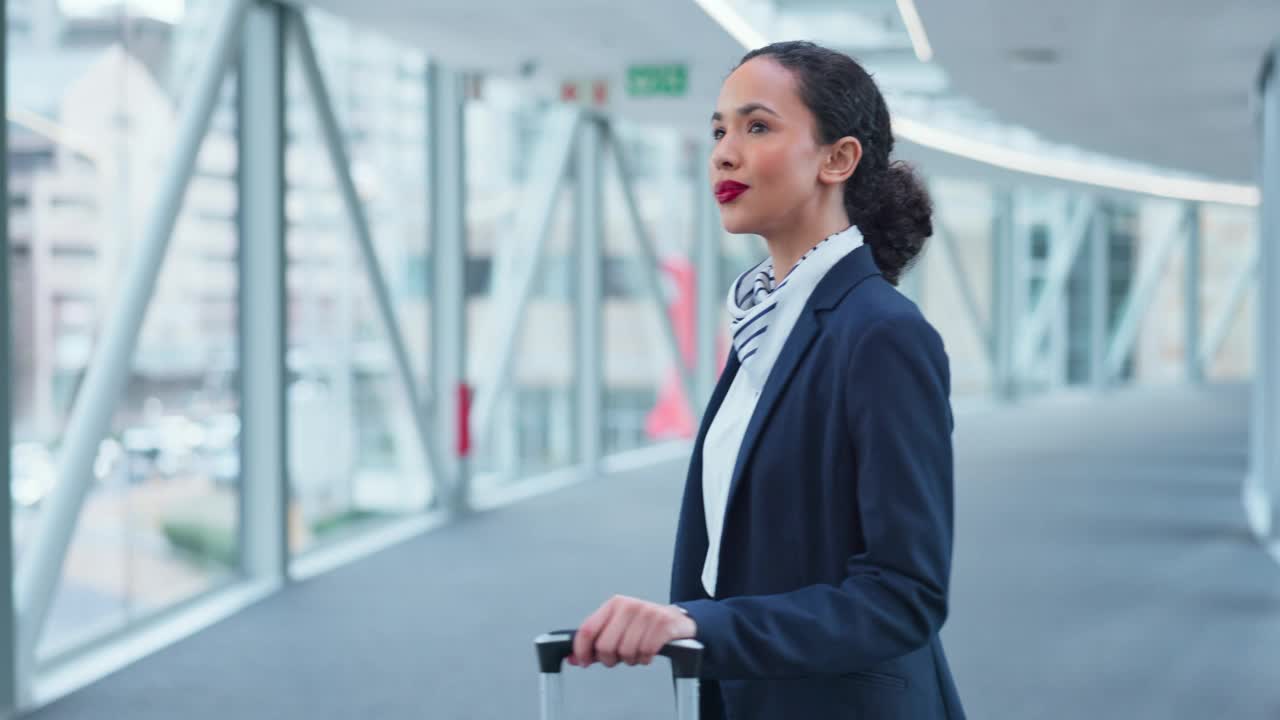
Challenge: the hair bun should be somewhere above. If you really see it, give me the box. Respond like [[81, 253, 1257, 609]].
[[852, 161, 932, 286]]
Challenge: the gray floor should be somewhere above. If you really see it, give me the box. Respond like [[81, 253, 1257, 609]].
[[27, 382, 1280, 719]]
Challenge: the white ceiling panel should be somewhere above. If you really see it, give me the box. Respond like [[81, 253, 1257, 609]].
[[291, 0, 747, 130], [914, 0, 1280, 182]]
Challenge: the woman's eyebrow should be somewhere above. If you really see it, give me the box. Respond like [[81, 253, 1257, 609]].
[[711, 102, 782, 123]]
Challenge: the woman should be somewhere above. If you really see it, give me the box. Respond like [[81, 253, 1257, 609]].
[[568, 40, 965, 719]]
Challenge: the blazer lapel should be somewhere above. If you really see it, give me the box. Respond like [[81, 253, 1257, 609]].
[[723, 312, 819, 520], [722, 244, 882, 523]]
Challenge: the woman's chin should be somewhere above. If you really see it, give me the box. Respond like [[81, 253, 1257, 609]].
[[718, 208, 757, 235]]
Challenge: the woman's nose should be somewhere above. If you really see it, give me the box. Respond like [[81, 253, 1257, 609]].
[[711, 143, 738, 171]]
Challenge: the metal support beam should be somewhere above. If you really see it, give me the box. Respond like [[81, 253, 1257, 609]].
[[1102, 203, 1193, 384], [1045, 263, 1070, 389], [1088, 209, 1110, 388], [575, 115, 604, 475], [470, 108, 582, 444], [288, 9, 447, 499], [1246, 44, 1280, 553], [1200, 243, 1258, 370], [990, 189, 1017, 400], [13, 0, 251, 675], [694, 141, 721, 413], [1185, 202, 1203, 384], [601, 126, 696, 414], [238, 1, 288, 580], [0, 0, 16, 710], [427, 62, 470, 514], [1012, 195, 1095, 376], [930, 214, 994, 371]]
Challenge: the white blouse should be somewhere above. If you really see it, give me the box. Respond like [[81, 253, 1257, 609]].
[[699, 365, 761, 597]]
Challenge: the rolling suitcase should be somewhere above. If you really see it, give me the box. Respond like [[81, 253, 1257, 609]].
[[534, 629, 704, 720]]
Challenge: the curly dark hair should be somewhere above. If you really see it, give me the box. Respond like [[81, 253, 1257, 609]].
[[736, 41, 932, 286]]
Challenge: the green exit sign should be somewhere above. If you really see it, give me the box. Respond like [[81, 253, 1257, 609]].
[[627, 65, 688, 97]]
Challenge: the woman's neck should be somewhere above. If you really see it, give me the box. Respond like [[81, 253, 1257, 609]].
[[763, 199, 852, 284]]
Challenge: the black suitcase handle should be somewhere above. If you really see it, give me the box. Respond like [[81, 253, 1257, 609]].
[[535, 629, 703, 679]]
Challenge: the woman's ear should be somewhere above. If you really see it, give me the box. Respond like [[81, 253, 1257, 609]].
[[819, 136, 862, 186]]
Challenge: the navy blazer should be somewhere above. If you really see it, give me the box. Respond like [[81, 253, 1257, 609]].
[[670, 243, 966, 720]]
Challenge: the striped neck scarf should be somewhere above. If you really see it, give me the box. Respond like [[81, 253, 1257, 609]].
[[726, 224, 864, 391]]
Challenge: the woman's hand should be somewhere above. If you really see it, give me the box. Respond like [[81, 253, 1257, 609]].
[[568, 595, 697, 668]]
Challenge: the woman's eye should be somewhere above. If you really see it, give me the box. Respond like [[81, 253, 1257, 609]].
[[712, 127, 725, 140], [749, 121, 768, 133]]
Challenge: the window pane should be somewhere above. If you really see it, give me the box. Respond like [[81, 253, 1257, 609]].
[[601, 125, 696, 454], [920, 177, 996, 397], [1200, 204, 1256, 381], [284, 9, 431, 556], [7, 1, 240, 663], [466, 91, 579, 490]]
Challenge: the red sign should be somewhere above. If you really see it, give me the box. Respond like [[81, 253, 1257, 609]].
[[457, 383, 472, 457]]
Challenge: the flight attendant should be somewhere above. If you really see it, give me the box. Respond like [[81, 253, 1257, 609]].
[[568, 40, 966, 719]]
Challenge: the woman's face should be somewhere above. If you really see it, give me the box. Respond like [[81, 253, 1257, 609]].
[[710, 57, 826, 237]]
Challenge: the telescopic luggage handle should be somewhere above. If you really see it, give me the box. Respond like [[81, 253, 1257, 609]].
[[534, 629, 704, 720], [535, 629, 703, 678]]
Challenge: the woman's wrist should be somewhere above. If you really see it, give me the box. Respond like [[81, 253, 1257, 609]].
[[670, 603, 697, 639]]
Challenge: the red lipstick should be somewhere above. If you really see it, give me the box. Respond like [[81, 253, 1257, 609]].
[[715, 180, 750, 204]]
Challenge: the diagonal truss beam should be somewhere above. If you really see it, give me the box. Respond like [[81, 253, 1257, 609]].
[[469, 108, 583, 445], [929, 214, 994, 372], [287, 8, 447, 499], [601, 125, 696, 415], [1012, 196, 1095, 376], [1103, 203, 1193, 383], [1200, 242, 1259, 371]]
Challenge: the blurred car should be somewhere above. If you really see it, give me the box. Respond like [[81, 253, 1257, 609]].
[[11, 442, 55, 508], [122, 426, 162, 483], [94, 437, 126, 484], [153, 415, 206, 477], [199, 413, 240, 487], [120, 414, 210, 481]]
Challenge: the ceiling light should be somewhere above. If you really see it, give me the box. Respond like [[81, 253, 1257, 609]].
[[894, 115, 1260, 206], [691, 0, 769, 50], [894, 0, 933, 62]]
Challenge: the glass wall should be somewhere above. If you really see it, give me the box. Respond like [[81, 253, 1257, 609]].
[[707, 169, 1259, 401], [1098, 198, 1255, 386], [919, 177, 997, 397], [1175, 203, 1255, 382], [600, 125, 696, 455], [7, 0, 240, 662], [911, 182, 1258, 396], [283, 9, 432, 556], [464, 82, 576, 490]]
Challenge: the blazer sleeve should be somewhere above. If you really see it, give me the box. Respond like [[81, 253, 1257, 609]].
[[673, 313, 955, 680]]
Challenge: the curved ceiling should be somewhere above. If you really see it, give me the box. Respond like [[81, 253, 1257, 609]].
[[914, 0, 1280, 183]]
